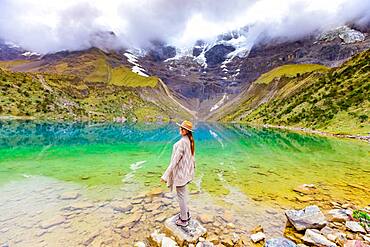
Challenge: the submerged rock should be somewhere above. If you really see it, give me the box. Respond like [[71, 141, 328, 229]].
[[147, 188, 163, 197], [302, 229, 337, 247], [265, 237, 297, 247], [293, 184, 317, 195], [116, 212, 142, 229], [40, 215, 65, 229], [164, 215, 207, 245], [59, 191, 80, 200], [111, 201, 133, 213], [285, 205, 327, 231], [65, 202, 94, 211], [197, 214, 214, 224]]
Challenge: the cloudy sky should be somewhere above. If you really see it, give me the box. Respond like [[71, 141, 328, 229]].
[[0, 0, 369, 53]]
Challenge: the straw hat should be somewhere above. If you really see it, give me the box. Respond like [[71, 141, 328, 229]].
[[176, 120, 193, 132]]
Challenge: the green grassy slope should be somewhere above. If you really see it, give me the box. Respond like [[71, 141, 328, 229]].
[[3, 48, 159, 88], [220, 50, 370, 135], [0, 69, 190, 122], [0, 48, 193, 122], [255, 64, 328, 84]]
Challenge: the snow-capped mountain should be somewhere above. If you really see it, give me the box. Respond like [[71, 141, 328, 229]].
[[0, 25, 369, 119], [134, 25, 369, 117], [0, 40, 41, 60]]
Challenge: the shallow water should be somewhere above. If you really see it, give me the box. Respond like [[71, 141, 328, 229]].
[[0, 120, 369, 246]]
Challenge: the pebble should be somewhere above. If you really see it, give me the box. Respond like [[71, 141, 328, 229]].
[[146, 188, 162, 197], [293, 184, 317, 195], [134, 241, 146, 247], [251, 225, 263, 234], [206, 234, 220, 244], [116, 212, 142, 228], [59, 191, 80, 200], [162, 236, 178, 247], [226, 223, 235, 229], [64, 202, 94, 211], [155, 214, 167, 223], [198, 214, 215, 224], [221, 211, 233, 222], [144, 203, 161, 212], [251, 232, 266, 243], [221, 236, 233, 247], [111, 201, 133, 213]]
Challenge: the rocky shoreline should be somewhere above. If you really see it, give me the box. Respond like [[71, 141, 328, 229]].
[[134, 200, 370, 247], [259, 124, 370, 143], [1, 178, 369, 247]]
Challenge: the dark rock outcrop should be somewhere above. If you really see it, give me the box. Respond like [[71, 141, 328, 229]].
[[205, 44, 235, 66]]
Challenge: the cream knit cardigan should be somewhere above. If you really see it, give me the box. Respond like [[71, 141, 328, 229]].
[[161, 135, 195, 190]]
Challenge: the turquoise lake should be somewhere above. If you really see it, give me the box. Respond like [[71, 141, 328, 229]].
[[0, 120, 369, 246]]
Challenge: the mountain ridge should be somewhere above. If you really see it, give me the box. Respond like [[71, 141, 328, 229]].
[[0, 25, 369, 133], [214, 49, 370, 135]]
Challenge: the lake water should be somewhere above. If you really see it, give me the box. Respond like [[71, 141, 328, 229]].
[[0, 121, 369, 246]]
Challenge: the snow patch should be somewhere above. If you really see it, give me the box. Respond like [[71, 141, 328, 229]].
[[210, 93, 228, 112], [123, 52, 149, 77], [318, 26, 365, 44], [22, 51, 40, 57]]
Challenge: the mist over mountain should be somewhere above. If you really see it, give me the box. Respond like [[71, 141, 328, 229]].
[[1, 0, 370, 53]]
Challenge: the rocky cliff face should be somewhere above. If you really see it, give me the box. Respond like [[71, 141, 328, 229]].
[[137, 26, 370, 119]]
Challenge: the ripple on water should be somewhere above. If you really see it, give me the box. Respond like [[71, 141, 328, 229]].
[[0, 121, 369, 245]]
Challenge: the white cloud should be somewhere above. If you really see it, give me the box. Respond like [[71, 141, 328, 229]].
[[0, 0, 369, 53]]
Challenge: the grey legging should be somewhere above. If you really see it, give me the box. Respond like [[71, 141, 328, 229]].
[[176, 185, 188, 220]]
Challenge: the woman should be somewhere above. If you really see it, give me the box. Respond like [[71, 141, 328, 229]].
[[160, 120, 195, 227]]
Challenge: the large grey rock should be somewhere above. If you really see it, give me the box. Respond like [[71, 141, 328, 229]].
[[265, 237, 297, 247], [345, 221, 366, 234], [327, 209, 351, 222], [302, 229, 337, 247], [285, 205, 327, 231], [164, 215, 207, 245]]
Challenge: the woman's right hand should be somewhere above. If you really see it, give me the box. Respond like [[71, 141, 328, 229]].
[[160, 178, 166, 184]]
